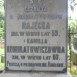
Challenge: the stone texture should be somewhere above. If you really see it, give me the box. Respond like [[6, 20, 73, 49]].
[[0, 72, 72, 77]]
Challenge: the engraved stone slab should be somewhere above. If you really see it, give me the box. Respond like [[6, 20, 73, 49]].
[[5, 0, 67, 72]]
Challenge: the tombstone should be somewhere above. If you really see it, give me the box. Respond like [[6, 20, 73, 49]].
[[2, 0, 72, 77], [5, 0, 67, 72]]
